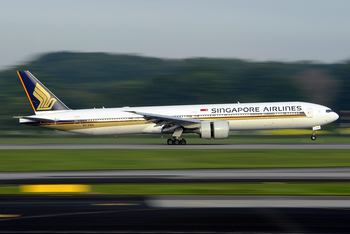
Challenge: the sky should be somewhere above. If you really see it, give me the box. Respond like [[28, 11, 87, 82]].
[[1, 0, 350, 70]]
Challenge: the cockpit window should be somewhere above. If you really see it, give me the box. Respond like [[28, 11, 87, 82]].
[[326, 109, 334, 113]]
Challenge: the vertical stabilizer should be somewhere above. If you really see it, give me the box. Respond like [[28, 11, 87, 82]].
[[17, 71, 70, 113]]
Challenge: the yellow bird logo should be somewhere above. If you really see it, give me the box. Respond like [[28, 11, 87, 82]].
[[33, 83, 57, 110]]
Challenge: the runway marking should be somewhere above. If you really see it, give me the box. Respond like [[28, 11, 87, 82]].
[[19, 184, 91, 193], [92, 203, 140, 206], [0, 214, 21, 218], [0, 208, 158, 222]]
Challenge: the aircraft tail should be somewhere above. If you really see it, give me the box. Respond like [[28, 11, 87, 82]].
[[17, 71, 70, 113]]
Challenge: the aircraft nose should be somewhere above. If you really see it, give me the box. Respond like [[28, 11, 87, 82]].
[[328, 111, 339, 123], [334, 112, 339, 121]]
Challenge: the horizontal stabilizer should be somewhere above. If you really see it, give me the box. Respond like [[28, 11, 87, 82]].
[[14, 116, 57, 123]]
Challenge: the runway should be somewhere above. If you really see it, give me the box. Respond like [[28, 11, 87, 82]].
[[1, 143, 350, 149], [1, 144, 349, 232], [1, 167, 350, 184], [1, 195, 350, 233]]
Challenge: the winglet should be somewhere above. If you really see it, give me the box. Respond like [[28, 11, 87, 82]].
[[17, 71, 70, 113]]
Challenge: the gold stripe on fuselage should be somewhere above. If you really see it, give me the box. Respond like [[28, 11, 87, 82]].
[[34, 120, 148, 131], [28, 112, 307, 131]]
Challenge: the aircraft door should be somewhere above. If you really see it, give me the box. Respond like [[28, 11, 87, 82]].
[[307, 108, 313, 118], [74, 116, 81, 124], [191, 111, 198, 119], [132, 114, 139, 123]]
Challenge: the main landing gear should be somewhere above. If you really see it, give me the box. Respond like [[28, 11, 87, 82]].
[[166, 127, 186, 145], [167, 138, 187, 145], [311, 125, 321, 141]]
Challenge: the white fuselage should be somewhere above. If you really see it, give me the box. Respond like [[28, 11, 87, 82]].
[[20, 101, 339, 136]]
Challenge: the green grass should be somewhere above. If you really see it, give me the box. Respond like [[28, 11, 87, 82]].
[[93, 183, 350, 195], [1, 133, 350, 144], [1, 183, 350, 195], [0, 149, 350, 171], [1, 135, 349, 196]]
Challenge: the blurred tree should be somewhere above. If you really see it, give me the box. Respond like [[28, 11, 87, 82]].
[[0, 51, 346, 132]]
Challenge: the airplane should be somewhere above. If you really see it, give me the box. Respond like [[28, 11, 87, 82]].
[[16, 70, 339, 145]]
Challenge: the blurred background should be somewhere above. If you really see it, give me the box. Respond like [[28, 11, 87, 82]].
[[1, 0, 350, 134]]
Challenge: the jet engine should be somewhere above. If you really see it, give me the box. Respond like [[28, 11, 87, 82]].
[[199, 121, 230, 139]]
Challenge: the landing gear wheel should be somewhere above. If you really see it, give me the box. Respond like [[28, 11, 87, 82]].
[[180, 139, 187, 145], [167, 138, 174, 145], [174, 139, 180, 145], [311, 135, 316, 141]]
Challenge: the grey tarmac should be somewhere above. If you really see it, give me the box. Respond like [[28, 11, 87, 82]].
[[149, 195, 350, 208], [1, 143, 350, 149], [1, 167, 350, 184]]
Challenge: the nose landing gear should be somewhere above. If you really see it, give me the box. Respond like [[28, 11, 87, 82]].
[[311, 125, 321, 141], [311, 134, 316, 141]]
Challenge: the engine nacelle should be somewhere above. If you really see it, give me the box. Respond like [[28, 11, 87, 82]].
[[200, 121, 230, 139]]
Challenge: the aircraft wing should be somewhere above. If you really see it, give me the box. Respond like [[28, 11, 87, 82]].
[[126, 111, 201, 131]]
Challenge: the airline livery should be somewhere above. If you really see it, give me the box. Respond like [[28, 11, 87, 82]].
[[16, 71, 339, 145]]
